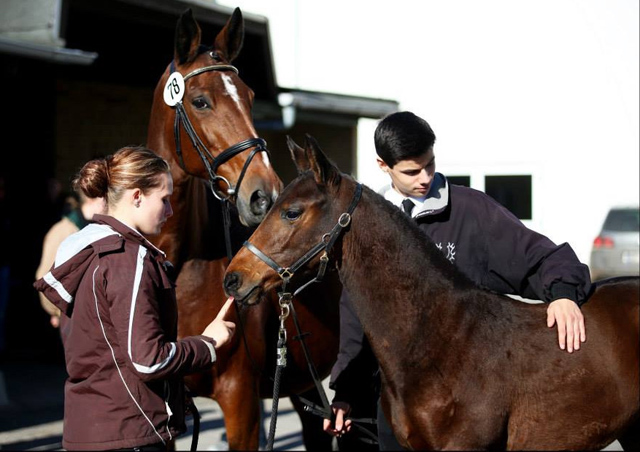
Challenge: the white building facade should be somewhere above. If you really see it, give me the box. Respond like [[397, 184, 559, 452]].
[[219, 0, 638, 266]]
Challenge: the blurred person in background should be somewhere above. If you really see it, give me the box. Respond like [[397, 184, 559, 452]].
[[35, 190, 107, 328]]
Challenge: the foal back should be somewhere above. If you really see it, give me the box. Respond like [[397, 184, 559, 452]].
[[506, 277, 639, 450]]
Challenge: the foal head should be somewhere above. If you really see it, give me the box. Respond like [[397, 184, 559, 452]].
[[224, 135, 350, 305], [148, 8, 282, 227]]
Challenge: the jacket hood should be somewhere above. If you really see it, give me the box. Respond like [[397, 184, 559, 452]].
[[33, 215, 165, 317]]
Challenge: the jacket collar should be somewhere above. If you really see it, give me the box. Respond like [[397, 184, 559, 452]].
[[93, 214, 166, 259]]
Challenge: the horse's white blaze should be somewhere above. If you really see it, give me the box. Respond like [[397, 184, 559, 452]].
[[261, 150, 272, 169], [221, 73, 272, 170], [221, 74, 241, 106]]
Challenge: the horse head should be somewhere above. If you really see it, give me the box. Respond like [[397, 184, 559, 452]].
[[224, 134, 354, 305], [147, 8, 283, 227]]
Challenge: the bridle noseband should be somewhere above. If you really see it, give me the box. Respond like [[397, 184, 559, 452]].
[[168, 55, 270, 202], [243, 183, 363, 298]]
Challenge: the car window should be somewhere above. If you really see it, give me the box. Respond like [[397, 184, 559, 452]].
[[602, 208, 640, 232]]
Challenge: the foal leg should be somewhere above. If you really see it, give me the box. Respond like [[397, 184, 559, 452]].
[[290, 388, 335, 451], [618, 418, 640, 451]]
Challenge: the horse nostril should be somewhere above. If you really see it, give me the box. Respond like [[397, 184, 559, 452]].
[[224, 272, 242, 295], [250, 190, 271, 216]]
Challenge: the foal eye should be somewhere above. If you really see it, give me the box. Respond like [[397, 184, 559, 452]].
[[283, 209, 301, 221], [192, 97, 210, 109]]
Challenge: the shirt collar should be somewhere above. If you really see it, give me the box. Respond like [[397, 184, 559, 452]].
[[379, 172, 449, 217]]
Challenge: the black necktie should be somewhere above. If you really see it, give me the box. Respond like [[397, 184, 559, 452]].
[[401, 198, 414, 217]]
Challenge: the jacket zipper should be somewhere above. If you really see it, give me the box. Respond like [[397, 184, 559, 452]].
[[164, 381, 173, 441]]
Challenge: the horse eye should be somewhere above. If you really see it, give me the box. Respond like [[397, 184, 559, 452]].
[[192, 97, 210, 110], [283, 209, 301, 221]]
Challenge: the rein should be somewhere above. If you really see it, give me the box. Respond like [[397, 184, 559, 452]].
[[243, 183, 363, 450]]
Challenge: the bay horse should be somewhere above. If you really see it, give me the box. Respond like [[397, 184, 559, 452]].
[[224, 134, 640, 450], [146, 8, 341, 450]]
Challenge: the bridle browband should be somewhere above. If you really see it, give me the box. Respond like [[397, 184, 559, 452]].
[[169, 56, 269, 202], [244, 182, 363, 298]]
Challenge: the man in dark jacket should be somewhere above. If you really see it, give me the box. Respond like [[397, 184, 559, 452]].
[[323, 111, 592, 450]]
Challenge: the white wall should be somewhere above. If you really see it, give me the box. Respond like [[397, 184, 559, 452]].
[[218, 0, 639, 264]]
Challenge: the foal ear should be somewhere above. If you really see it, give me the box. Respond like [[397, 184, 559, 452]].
[[174, 9, 202, 65], [287, 136, 310, 174], [214, 7, 244, 63], [304, 134, 341, 187]]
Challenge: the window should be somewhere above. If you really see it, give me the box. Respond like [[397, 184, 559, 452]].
[[484, 175, 532, 220], [447, 175, 470, 187], [603, 208, 640, 232]]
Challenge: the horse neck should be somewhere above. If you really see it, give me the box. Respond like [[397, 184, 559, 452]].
[[337, 185, 474, 376]]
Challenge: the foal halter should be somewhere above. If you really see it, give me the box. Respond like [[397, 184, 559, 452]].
[[169, 56, 270, 202], [244, 182, 365, 449], [244, 182, 363, 298]]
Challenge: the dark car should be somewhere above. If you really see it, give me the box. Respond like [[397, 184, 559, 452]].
[[590, 206, 640, 281]]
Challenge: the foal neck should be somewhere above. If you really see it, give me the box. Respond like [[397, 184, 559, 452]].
[[338, 187, 465, 360]]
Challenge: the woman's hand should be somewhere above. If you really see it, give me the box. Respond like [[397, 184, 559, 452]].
[[202, 296, 236, 348]]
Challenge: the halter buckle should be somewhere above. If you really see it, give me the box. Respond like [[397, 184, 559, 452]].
[[279, 268, 294, 280], [338, 213, 351, 228]]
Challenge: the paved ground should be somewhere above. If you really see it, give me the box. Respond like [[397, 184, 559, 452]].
[[0, 361, 326, 451], [0, 362, 624, 451]]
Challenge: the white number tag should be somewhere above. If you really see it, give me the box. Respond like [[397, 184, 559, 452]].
[[163, 72, 185, 106]]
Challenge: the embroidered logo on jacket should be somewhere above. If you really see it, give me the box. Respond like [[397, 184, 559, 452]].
[[435, 242, 456, 263]]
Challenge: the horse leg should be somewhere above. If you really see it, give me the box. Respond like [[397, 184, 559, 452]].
[[290, 388, 336, 451], [216, 378, 262, 450], [618, 417, 640, 451]]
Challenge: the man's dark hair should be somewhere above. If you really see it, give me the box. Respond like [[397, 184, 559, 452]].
[[374, 111, 436, 167]]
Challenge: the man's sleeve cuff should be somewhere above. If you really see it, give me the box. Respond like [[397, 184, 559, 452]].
[[549, 282, 580, 305]]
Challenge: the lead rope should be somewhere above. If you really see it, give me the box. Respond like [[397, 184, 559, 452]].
[[288, 286, 379, 446], [186, 395, 200, 452], [266, 288, 292, 450]]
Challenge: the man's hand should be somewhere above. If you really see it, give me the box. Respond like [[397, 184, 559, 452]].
[[547, 298, 586, 353], [323, 401, 352, 437]]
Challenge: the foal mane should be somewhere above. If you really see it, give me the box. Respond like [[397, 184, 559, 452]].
[[355, 181, 477, 291], [334, 176, 523, 340]]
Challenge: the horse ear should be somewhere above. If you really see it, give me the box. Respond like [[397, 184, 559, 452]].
[[214, 7, 244, 63], [304, 134, 341, 187], [174, 9, 202, 65], [287, 136, 310, 174]]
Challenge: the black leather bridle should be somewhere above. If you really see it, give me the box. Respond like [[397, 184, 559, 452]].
[[169, 56, 270, 202]]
